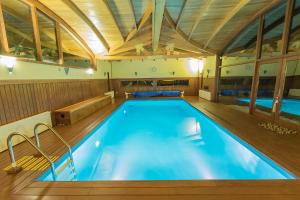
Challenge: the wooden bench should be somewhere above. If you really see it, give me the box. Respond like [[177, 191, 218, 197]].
[[53, 96, 112, 125]]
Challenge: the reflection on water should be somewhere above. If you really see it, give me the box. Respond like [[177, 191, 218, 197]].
[[40, 100, 293, 181]]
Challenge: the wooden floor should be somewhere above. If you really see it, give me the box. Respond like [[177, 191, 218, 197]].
[[1, 96, 300, 200]]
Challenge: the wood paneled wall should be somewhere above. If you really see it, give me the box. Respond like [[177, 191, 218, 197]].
[[0, 79, 108, 126], [112, 77, 199, 97]]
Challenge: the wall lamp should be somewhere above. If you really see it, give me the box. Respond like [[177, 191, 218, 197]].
[[86, 68, 94, 75], [0, 55, 16, 75]]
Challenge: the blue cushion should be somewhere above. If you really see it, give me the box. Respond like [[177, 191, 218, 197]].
[[131, 91, 181, 98]]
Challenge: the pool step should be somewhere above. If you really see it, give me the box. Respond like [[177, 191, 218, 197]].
[[55, 159, 77, 180], [3, 156, 59, 172]]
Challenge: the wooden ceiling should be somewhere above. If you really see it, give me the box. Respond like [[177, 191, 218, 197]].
[[15, 0, 282, 60]]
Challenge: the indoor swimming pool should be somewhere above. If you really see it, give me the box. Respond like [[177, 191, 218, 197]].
[[38, 99, 294, 181]]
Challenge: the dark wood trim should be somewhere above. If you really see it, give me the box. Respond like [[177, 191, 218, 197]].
[[30, 6, 42, 61], [249, 61, 259, 114], [249, 15, 264, 114], [212, 55, 222, 102], [0, 2, 9, 54], [55, 22, 63, 65], [256, 15, 264, 60]]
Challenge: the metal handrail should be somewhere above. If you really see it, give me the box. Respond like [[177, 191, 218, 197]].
[[6, 132, 56, 180], [34, 123, 74, 162]]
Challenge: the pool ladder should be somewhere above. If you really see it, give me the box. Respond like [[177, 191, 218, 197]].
[[6, 123, 77, 180]]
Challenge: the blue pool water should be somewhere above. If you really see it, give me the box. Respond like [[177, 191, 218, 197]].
[[239, 98, 300, 116], [39, 100, 294, 181]]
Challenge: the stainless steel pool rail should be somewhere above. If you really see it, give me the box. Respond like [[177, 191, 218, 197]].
[[34, 123, 77, 179], [6, 132, 56, 180], [34, 123, 74, 162]]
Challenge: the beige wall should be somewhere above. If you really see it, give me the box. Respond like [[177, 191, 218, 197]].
[[202, 56, 217, 78], [0, 60, 111, 80], [111, 58, 202, 79]]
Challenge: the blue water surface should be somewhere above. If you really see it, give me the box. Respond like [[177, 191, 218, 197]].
[[239, 98, 300, 116], [39, 99, 294, 181]]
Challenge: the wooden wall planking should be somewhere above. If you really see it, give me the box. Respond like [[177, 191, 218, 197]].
[[0, 79, 108, 126]]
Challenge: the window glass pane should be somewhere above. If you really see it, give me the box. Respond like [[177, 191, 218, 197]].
[[37, 10, 58, 63], [2, 0, 36, 59], [218, 64, 254, 113], [222, 19, 258, 65], [255, 63, 280, 115], [288, 0, 300, 54], [280, 60, 300, 124], [60, 26, 91, 68], [261, 1, 286, 58]]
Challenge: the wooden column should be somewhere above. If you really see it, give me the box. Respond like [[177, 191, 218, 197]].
[[212, 55, 222, 102], [31, 6, 42, 61], [281, 0, 294, 55], [272, 0, 295, 121], [249, 15, 264, 114], [0, 3, 9, 54], [91, 56, 97, 71], [55, 22, 63, 65]]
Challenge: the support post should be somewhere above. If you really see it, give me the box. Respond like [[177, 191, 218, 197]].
[[212, 55, 222, 102], [249, 15, 264, 114]]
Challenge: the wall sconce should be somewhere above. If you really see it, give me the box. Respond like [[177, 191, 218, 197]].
[[226, 70, 230, 74], [134, 72, 138, 76], [171, 71, 175, 76], [64, 67, 69, 75], [206, 69, 210, 78], [263, 70, 267, 74], [86, 68, 94, 75], [0, 55, 16, 75]]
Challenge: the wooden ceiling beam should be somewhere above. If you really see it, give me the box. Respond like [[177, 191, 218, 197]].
[[125, 0, 152, 42], [204, 0, 250, 48], [128, 0, 137, 29], [164, 9, 216, 55], [20, 0, 95, 59], [188, 0, 213, 40], [160, 36, 207, 55], [0, 2, 9, 54], [102, 0, 124, 43], [152, 0, 166, 52], [109, 31, 152, 56], [220, 0, 281, 54], [61, 0, 110, 53], [176, 0, 187, 30]]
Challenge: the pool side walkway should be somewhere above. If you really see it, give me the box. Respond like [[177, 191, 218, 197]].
[[0, 96, 299, 200]]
